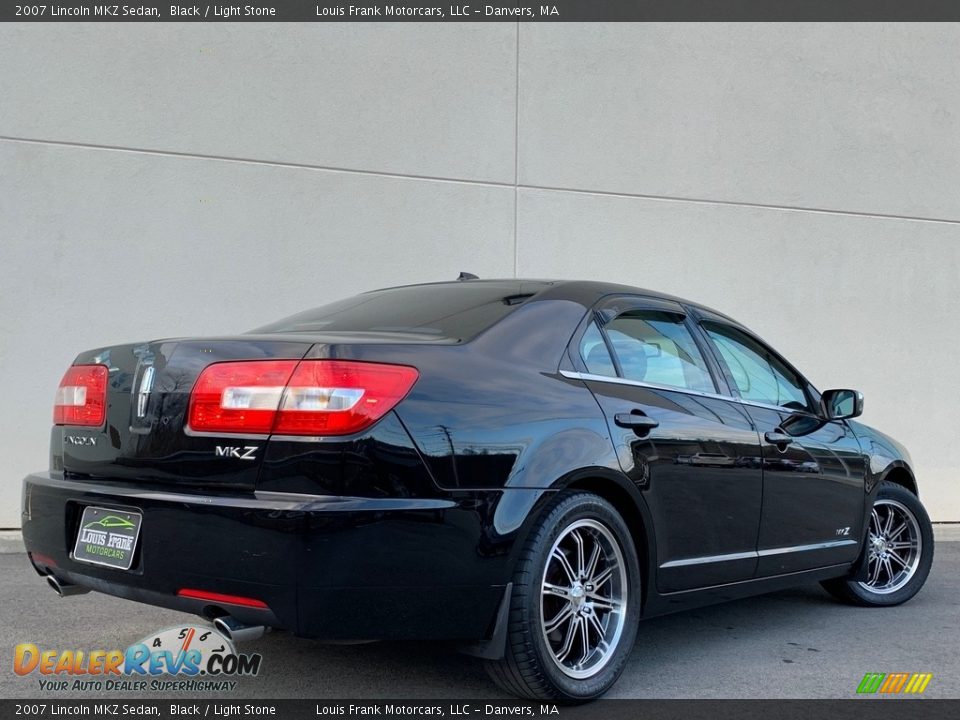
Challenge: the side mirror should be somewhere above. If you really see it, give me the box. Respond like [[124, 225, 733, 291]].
[[821, 389, 864, 420]]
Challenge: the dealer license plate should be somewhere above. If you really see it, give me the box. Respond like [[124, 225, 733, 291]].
[[72, 506, 142, 571]]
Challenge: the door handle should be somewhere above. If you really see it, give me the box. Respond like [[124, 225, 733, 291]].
[[614, 413, 659, 435], [764, 430, 794, 446]]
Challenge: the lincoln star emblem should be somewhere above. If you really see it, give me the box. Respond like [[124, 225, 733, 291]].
[[136, 365, 155, 419]]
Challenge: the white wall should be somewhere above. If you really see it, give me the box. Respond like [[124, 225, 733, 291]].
[[1, 23, 958, 527]]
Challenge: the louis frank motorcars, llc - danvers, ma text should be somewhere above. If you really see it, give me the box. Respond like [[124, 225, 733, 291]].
[[19, 4, 559, 18]]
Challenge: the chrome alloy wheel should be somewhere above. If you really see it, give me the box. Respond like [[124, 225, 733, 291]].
[[540, 519, 628, 679], [858, 499, 923, 595]]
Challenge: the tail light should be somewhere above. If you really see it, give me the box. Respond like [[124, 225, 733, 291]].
[[187, 360, 419, 436], [188, 360, 298, 434], [53, 365, 108, 426]]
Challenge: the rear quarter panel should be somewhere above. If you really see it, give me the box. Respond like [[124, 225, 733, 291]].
[[391, 299, 620, 493]]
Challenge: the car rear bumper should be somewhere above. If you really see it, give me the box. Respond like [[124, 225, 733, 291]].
[[21, 471, 513, 641]]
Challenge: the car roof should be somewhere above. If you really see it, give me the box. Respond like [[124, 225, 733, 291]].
[[372, 278, 741, 325]]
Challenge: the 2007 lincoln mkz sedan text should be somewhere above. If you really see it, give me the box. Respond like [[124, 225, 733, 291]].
[[22, 279, 933, 700]]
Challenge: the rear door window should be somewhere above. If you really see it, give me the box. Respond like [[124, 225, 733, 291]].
[[604, 311, 715, 393], [579, 321, 617, 377]]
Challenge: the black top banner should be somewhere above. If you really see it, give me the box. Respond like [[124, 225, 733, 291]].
[[1, 701, 960, 720], [3, 0, 960, 22]]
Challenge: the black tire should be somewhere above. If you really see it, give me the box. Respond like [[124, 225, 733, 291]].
[[484, 491, 641, 702], [821, 481, 933, 607]]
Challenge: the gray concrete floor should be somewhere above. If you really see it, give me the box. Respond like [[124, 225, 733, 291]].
[[2, 539, 957, 700]]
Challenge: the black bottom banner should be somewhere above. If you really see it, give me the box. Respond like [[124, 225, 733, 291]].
[[3, 700, 959, 720]]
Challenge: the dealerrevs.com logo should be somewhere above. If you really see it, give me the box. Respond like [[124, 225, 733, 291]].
[[14, 625, 262, 692]]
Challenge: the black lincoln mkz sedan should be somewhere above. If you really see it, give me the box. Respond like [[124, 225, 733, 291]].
[[22, 279, 933, 700]]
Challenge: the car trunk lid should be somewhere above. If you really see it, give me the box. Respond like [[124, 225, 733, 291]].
[[58, 337, 314, 489]]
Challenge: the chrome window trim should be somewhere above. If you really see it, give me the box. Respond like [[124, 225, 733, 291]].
[[559, 369, 822, 417], [735, 396, 822, 417], [559, 369, 733, 403], [736, 398, 804, 413], [659, 539, 858, 569]]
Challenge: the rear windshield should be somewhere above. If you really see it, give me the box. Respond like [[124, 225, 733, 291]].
[[251, 282, 545, 341]]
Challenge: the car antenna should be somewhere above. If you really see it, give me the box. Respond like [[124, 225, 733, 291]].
[[457, 272, 479, 281]]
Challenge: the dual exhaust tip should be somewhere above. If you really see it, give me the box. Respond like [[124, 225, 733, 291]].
[[45, 575, 265, 643], [46, 574, 90, 598], [213, 614, 266, 643]]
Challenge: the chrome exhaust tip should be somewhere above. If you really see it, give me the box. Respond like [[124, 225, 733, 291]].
[[46, 575, 90, 598], [213, 615, 266, 643]]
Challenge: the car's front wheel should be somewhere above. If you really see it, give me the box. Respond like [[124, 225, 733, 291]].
[[485, 491, 641, 701], [821, 481, 934, 606]]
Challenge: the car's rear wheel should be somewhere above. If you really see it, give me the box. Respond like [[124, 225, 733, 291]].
[[821, 481, 933, 606], [485, 491, 641, 701]]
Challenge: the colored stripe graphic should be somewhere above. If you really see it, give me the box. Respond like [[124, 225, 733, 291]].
[[905, 673, 933, 694], [857, 672, 932, 694], [857, 673, 885, 694]]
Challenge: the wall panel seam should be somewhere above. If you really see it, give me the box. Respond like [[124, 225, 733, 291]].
[[5, 135, 960, 227], [513, 21, 520, 279], [0, 136, 515, 190], [518, 184, 960, 226]]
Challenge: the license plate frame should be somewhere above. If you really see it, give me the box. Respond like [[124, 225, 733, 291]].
[[72, 506, 142, 571]]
